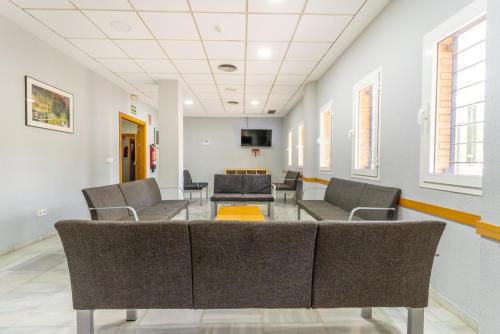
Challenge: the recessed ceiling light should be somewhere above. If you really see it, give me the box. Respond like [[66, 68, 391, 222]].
[[227, 101, 239, 105], [251, 100, 260, 106], [257, 48, 272, 58], [110, 20, 131, 32], [184, 99, 194, 105], [225, 87, 238, 92], [268, 110, 277, 114], [218, 64, 238, 72]]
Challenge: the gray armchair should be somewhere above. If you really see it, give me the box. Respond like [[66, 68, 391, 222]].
[[272, 170, 301, 205]]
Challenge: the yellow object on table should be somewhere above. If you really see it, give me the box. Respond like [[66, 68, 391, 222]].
[[216, 206, 266, 222]]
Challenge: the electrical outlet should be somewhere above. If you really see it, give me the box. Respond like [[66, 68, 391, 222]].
[[37, 209, 48, 217]]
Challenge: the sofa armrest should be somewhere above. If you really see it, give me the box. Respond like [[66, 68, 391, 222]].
[[348, 207, 396, 221], [90, 206, 138, 221]]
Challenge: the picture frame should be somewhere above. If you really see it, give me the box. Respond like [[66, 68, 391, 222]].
[[25, 76, 74, 133]]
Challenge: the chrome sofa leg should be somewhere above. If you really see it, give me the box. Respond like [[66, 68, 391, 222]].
[[200, 190, 203, 206], [284, 193, 287, 204], [211, 202, 217, 219], [126, 309, 137, 321], [297, 207, 301, 220], [190, 192, 192, 200], [77, 310, 94, 334], [407, 308, 424, 334], [186, 207, 189, 221], [361, 307, 372, 319]]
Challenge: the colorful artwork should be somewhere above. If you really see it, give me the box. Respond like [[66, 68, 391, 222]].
[[25, 76, 74, 133]]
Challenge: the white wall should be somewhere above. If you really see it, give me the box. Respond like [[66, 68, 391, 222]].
[[184, 117, 283, 192], [0, 15, 158, 253]]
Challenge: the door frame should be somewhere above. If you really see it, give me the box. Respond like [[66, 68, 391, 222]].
[[119, 112, 147, 183]]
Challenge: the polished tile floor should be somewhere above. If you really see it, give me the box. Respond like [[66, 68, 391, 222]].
[[0, 198, 477, 333]]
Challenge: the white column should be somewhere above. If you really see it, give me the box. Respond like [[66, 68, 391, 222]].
[[158, 80, 183, 199]]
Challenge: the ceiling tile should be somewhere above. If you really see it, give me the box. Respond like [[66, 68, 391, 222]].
[[189, 0, 246, 13], [245, 85, 271, 94], [204, 41, 245, 60], [98, 59, 143, 72], [135, 83, 158, 93], [226, 105, 244, 113], [197, 93, 221, 100], [70, 39, 127, 58], [220, 93, 244, 103], [173, 59, 211, 73], [136, 59, 177, 73], [248, 0, 306, 13], [12, 0, 74, 9], [205, 106, 226, 113], [245, 94, 267, 106], [248, 14, 299, 41], [245, 74, 275, 85], [117, 72, 154, 84], [246, 61, 281, 75], [140, 12, 199, 39], [84, 11, 152, 39], [115, 40, 165, 59], [190, 85, 219, 93], [294, 15, 351, 42], [195, 13, 245, 41], [305, 0, 365, 15], [218, 85, 244, 94], [287, 42, 331, 61], [148, 73, 181, 81], [27, 10, 105, 38], [245, 106, 264, 113], [182, 74, 215, 85], [130, 0, 189, 11], [72, 0, 131, 9], [271, 85, 299, 94], [247, 41, 288, 61], [210, 60, 245, 75], [275, 74, 306, 85], [214, 74, 244, 85], [159, 40, 205, 60], [199, 99, 224, 106], [280, 61, 316, 75]]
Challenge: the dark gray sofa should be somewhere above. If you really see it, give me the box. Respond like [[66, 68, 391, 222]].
[[297, 177, 401, 221], [82, 178, 190, 221], [55, 219, 445, 334], [210, 174, 275, 219]]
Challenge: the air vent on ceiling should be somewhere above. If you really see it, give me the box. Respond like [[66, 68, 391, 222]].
[[227, 101, 239, 105], [267, 110, 276, 114], [218, 64, 237, 72]]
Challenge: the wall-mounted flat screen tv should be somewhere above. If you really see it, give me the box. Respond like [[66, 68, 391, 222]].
[[241, 129, 272, 147]]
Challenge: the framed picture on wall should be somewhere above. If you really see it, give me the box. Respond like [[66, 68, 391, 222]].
[[25, 76, 74, 133], [154, 127, 160, 146]]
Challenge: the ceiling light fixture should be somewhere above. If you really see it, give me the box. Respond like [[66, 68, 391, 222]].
[[184, 99, 194, 105], [251, 100, 260, 106], [110, 20, 131, 32], [227, 101, 239, 105], [257, 47, 272, 58], [218, 64, 238, 72]]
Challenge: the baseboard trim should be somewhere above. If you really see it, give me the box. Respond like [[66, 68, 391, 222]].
[[429, 288, 478, 331], [0, 231, 57, 257]]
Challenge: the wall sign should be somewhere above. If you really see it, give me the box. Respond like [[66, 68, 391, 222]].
[[130, 105, 137, 115]]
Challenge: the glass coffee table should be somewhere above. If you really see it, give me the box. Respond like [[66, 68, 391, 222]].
[[216, 205, 266, 222]]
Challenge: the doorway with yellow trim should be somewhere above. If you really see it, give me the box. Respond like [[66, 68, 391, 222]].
[[119, 112, 147, 183]]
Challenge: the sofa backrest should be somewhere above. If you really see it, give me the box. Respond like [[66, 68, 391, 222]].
[[243, 175, 271, 194], [119, 178, 162, 211], [81, 185, 129, 220], [213, 174, 243, 194], [183, 170, 192, 187], [55, 220, 193, 310], [284, 170, 300, 189], [312, 220, 445, 308], [324, 178, 401, 220]]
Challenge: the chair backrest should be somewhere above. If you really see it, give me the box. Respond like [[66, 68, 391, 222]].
[[284, 170, 300, 189], [213, 174, 243, 194], [55, 220, 193, 310], [183, 170, 193, 187], [324, 178, 401, 220], [81, 184, 129, 220], [189, 220, 318, 308], [119, 178, 162, 211], [243, 175, 271, 194], [312, 220, 445, 309]]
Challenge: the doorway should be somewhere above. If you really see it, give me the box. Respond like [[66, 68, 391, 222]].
[[119, 112, 146, 183]]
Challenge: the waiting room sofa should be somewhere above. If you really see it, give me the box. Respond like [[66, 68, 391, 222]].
[[210, 174, 275, 219], [55, 219, 445, 334], [82, 178, 190, 221], [298, 177, 401, 221]]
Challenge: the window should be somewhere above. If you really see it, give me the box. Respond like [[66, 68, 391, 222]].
[[298, 124, 304, 169], [319, 102, 332, 172], [352, 68, 381, 179], [420, 0, 486, 194], [288, 130, 293, 166]]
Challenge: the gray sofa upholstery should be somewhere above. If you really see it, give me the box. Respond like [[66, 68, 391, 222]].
[[210, 174, 275, 218], [273, 170, 301, 204], [183, 170, 209, 205], [55, 219, 445, 334], [82, 178, 190, 221], [297, 178, 401, 221]]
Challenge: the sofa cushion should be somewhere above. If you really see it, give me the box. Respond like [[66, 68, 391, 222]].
[[243, 175, 271, 194], [273, 183, 295, 191], [183, 170, 193, 187], [357, 185, 401, 220], [137, 200, 189, 219], [312, 220, 445, 309], [55, 220, 193, 309], [214, 175, 243, 194], [284, 171, 300, 189], [82, 185, 129, 220], [242, 194, 275, 202], [323, 178, 345, 205], [298, 200, 354, 221], [185, 182, 208, 190], [211, 194, 244, 202], [190, 220, 318, 308], [119, 178, 162, 211], [335, 180, 366, 212], [120, 214, 170, 222]]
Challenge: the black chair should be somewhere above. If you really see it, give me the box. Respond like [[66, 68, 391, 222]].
[[183, 170, 209, 205], [272, 170, 301, 205]]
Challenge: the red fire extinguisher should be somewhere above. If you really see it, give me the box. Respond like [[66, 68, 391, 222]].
[[150, 144, 157, 172]]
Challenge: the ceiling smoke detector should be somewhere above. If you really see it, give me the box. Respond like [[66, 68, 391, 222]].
[[217, 64, 237, 72], [267, 110, 276, 114], [227, 101, 239, 105]]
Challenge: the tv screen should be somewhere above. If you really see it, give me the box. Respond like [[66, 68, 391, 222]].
[[241, 129, 272, 147]]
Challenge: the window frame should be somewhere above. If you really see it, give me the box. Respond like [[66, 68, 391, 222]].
[[319, 101, 333, 173], [351, 68, 382, 180], [297, 123, 304, 170], [419, 0, 486, 195], [287, 130, 293, 167]]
